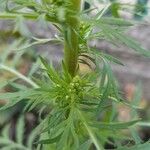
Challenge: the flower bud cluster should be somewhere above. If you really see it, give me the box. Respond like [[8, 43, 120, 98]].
[[68, 76, 85, 99], [55, 76, 86, 108]]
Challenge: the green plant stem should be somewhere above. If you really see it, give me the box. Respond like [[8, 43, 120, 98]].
[[0, 13, 38, 20], [64, 0, 81, 77], [0, 64, 39, 88], [0, 12, 57, 23]]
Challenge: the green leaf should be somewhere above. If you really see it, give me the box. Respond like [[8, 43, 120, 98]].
[[40, 56, 67, 86], [0, 90, 35, 100], [8, 82, 28, 90], [0, 90, 37, 111], [0, 98, 23, 111], [16, 116, 24, 144], [78, 140, 92, 150], [118, 141, 150, 150], [78, 110, 104, 150], [110, 2, 120, 18], [130, 127, 142, 144], [38, 134, 62, 144], [14, 16, 31, 37], [90, 119, 140, 130], [90, 47, 124, 65], [1, 124, 10, 138], [98, 17, 133, 26]]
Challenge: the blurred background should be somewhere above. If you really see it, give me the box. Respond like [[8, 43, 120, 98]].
[[0, 0, 150, 148]]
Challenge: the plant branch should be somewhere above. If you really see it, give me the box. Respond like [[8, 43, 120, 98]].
[[0, 64, 39, 88], [0, 12, 58, 23]]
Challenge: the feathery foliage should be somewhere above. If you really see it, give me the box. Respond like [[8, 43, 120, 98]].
[[0, 115, 38, 150], [0, 0, 150, 150]]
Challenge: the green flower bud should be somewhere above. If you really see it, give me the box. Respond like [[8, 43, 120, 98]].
[[75, 83, 79, 87], [56, 84, 60, 87], [73, 75, 80, 82], [66, 95, 69, 100], [70, 83, 75, 87], [69, 89, 72, 93]]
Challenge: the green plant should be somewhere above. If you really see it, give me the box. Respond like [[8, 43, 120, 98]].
[[0, 0, 150, 150]]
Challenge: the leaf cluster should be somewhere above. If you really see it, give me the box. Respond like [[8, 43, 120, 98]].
[[0, 116, 38, 150]]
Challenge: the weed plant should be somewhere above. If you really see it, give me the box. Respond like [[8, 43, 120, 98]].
[[0, 0, 150, 150]]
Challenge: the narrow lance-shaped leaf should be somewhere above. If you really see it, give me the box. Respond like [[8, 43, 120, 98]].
[[90, 119, 140, 130]]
